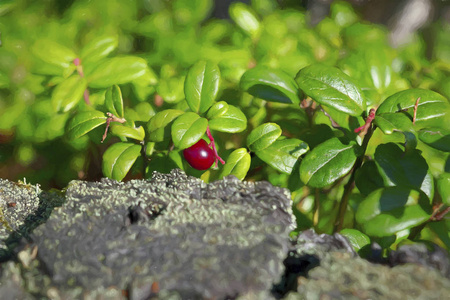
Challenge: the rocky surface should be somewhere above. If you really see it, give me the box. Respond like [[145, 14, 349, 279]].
[[0, 170, 449, 299]]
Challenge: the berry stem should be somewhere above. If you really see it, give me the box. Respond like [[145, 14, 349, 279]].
[[206, 125, 225, 167], [354, 108, 376, 136]]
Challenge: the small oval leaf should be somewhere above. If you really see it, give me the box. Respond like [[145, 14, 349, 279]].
[[229, 2, 261, 39], [418, 128, 450, 152], [206, 101, 229, 119], [102, 142, 142, 181], [437, 173, 450, 206], [87, 56, 148, 88], [31, 39, 77, 69], [51, 75, 87, 113], [208, 105, 247, 133], [339, 229, 371, 253], [184, 60, 220, 114], [356, 187, 432, 237], [220, 148, 251, 180], [148, 109, 184, 142], [255, 138, 309, 174], [376, 89, 450, 129], [80, 35, 118, 64], [247, 123, 282, 152], [240, 66, 300, 104], [105, 85, 124, 118], [110, 124, 145, 141], [66, 110, 106, 140], [300, 137, 361, 188], [171, 112, 208, 149], [295, 64, 366, 116]]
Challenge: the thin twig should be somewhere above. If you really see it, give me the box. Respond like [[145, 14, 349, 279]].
[[354, 108, 376, 136], [413, 97, 420, 125], [101, 112, 126, 143]]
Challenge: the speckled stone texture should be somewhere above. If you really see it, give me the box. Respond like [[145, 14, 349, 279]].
[[0, 179, 63, 262], [28, 169, 295, 299]]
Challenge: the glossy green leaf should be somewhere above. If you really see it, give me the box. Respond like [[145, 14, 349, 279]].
[[31, 39, 76, 69], [374, 113, 417, 151], [87, 56, 148, 88], [376, 89, 450, 129], [437, 173, 450, 206], [157, 76, 185, 104], [418, 128, 450, 152], [66, 110, 106, 140], [229, 2, 261, 39], [255, 138, 309, 174], [220, 148, 251, 180], [51, 75, 87, 113], [105, 85, 124, 118], [300, 138, 361, 188], [102, 142, 142, 181], [80, 35, 118, 64], [374, 143, 434, 200], [208, 105, 247, 133], [339, 229, 370, 253], [356, 187, 432, 237], [206, 101, 229, 119], [171, 112, 208, 149], [110, 124, 145, 141], [247, 123, 282, 152], [240, 66, 300, 104], [184, 60, 220, 114], [295, 64, 366, 116], [148, 109, 184, 142]]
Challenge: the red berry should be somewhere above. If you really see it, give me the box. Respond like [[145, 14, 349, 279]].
[[183, 139, 215, 170]]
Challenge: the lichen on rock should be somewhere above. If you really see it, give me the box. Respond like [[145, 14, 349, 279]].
[[28, 169, 295, 298]]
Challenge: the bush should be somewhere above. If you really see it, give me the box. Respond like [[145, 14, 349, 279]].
[[1, 0, 449, 254]]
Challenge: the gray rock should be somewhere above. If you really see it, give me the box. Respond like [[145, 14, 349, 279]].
[[0, 179, 63, 262], [28, 169, 295, 299]]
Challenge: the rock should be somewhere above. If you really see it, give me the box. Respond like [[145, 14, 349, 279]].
[[26, 169, 295, 298], [0, 179, 63, 262]]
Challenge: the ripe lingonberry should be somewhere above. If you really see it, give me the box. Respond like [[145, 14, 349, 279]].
[[183, 139, 215, 170]]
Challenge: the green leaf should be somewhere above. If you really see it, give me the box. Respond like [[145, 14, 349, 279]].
[[184, 60, 220, 114], [295, 64, 366, 116], [247, 123, 282, 152], [229, 2, 261, 39], [374, 113, 417, 151], [148, 109, 184, 142], [300, 137, 361, 188], [80, 35, 118, 64], [220, 148, 251, 180], [356, 187, 432, 237], [208, 105, 247, 133], [51, 75, 87, 113], [171, 112, 208, 149], [206, 101, 229, 119], [110, 124, 145, 141], [255, 138, 309, 174], [105, 85, 124, 118], [374, 143, 434, 200], [87, 56, 148, 88], [157, 76, 185, 104], [173, 0, 213, 25], [376, 89, 450, 129], [418, 128, 450, 152], [31, 39, 76, 69], [66, 110, 106, 140], [339, 229, 370, 253], [102, 142, 142, 181], [240, 66, 300, 104], [437, 173, 450, 206]]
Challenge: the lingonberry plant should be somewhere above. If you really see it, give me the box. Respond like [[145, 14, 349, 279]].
[[1, 0, 449, 256]]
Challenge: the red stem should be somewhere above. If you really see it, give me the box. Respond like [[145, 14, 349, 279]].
[[206, 126, 225, 168]]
